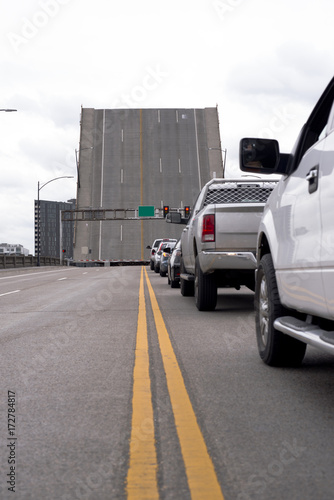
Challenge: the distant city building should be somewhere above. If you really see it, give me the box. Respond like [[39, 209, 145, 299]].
[[34, 199, 76, 258], [0, 243, 29, 256], [74, 107, 222, 262]]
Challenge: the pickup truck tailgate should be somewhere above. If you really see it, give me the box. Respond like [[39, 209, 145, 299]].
[[204, 181, 277, 251], [215, 205, 264, 250]]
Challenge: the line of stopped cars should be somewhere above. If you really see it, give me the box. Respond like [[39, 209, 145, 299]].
[[148, 76, 334, 368], [147, 238, 181, 287]]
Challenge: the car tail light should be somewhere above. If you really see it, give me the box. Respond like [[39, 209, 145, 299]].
[[202, 214, 215, 242]]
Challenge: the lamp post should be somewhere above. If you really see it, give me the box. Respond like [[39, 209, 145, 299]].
[[208, 147, 227, 177], [37, 176, 74, 266], [75, 147, 94, 188]]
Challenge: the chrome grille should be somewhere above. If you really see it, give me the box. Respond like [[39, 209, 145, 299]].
[[204, 184, 276, 205]]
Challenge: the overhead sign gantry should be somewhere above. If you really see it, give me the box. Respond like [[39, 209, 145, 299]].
[[61, 206, 189, 222]]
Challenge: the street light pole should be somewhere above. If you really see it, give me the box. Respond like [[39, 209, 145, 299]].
[[222, 148, 227, 177], [37, 176, 74, 266], [75, 147, 94, 189], [208, 147, 227, 177]]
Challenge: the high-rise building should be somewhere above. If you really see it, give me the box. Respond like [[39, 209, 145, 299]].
[[34, 199, 76, 258], [74, 107, 222, 262]]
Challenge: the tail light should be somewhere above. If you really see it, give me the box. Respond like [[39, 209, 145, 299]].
[[202, 214, 215, 242]]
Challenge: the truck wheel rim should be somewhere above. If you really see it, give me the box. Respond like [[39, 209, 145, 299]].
[[259, 275, 269, 345]]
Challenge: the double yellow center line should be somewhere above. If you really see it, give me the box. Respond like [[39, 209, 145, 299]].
[[127, 268, 224, 499]]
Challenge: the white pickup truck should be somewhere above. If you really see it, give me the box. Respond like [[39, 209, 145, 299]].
[[168, 178, 277, 310], [240, 76, 334, 366]]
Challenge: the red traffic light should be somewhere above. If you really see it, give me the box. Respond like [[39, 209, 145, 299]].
[[163, 205, 169, 216], [185, 206, 190, 217]]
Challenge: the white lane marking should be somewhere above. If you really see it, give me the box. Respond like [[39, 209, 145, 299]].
[[0, 290, 20, 297], [193, 109, 202, 189], [58, 277, 67, 281], [0, 269, 76, 281]]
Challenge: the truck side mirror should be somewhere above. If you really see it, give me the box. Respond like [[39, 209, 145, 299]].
[[166, 212, 182, 224], [166, 212, 190, 225], [240, 138, 280, 173]]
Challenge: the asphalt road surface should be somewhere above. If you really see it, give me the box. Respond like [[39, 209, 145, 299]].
[[1, 266, 334, 499]]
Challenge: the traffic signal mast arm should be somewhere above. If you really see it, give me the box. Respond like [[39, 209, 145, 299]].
[[61, 206, 188, 222]]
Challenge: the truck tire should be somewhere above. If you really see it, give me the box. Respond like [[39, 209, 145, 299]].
[[171, 268, 179, 288], [171, 274, 179, 288], [195, 256, 217, 311], [180, 258, 194, 297], [255, 254, 306, 366]]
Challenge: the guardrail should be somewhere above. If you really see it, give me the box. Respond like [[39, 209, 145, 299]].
[[0, 255, 62, 269]]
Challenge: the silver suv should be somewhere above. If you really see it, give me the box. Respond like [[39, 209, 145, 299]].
[[147, 239, 163, 270], [240, 76, 334, 366]]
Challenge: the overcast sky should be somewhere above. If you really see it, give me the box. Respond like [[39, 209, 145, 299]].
[[1, 0, 333, 254]]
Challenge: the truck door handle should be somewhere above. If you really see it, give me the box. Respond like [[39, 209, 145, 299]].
[[306, 165, 319, 194]]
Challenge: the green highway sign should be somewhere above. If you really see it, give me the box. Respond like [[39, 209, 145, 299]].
[[138, 205, 155, 217]]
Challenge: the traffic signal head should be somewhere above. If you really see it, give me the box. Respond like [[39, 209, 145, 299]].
[[185, 206, 190, 218], [163, 205, 169, 217]]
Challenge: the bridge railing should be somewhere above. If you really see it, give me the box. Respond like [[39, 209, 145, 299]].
[[0, 255, 62, 269]]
